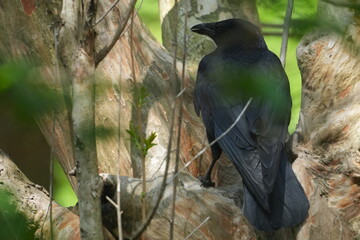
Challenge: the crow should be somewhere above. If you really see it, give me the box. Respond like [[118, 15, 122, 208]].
[[191, 19, 309, 231]]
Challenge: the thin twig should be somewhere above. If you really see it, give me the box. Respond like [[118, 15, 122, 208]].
[[96, 0, 138, 65], [263, 32, 285, 36], [40, 114, 56, 240], [262, 23, 284, 28], [129, 7, 180, 237], [183, 217, 210, 240], [176, 87, 187, 98], [41, 24, 64, 240], [116, 63, 123, 240], [117, 0, 145, 41], [116, 89, 123, 239], [47, 25, 60, 239], [116, 174, 123, 240], [128, 7, 147, 233], [48, 115, 55, 240], [280, 0, 294, 67], [105, 195, 118, 208], [169, 103, 182, 240], [94, 0, 120, 26], [167, 98, 252, 184], [129, 95, 177, 240], [54, 21, 76, 167], [170, 1, 186, 238]]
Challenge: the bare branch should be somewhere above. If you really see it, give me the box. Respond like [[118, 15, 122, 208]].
[[46, 113, 56, 240], [129, 102, 176, 239], [94, 0, 120, 26], [0, 151, 78, 239], [95, 0, 137, 65], [170, 1, 185, 238], [129, 9, 180, 236], [280, 0, 294, 67], [116, 48, 124, 240], [183, 217, 210, 240], [168, 98, 252, 184], [176, 87, 187, 98], [262, 23, 284, 28], [42, 26, 63, 240], [263, 32, 284, 36], [106, 196, 118, 208], [127, 7, 148, 233], [116, 176, 123, 240]]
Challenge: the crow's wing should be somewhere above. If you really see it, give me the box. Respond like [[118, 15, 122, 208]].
[[194, 50, 292, 211]]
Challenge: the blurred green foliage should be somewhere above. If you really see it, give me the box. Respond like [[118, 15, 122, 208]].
[[136, 0, 162, 41], [54, 161, 78, 206], [0, 62, 64, 122], [0, 190, 35, 239], [0, 61, 76, 206]]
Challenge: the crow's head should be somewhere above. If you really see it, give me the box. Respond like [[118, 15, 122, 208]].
[[191, 19, 266, 49]]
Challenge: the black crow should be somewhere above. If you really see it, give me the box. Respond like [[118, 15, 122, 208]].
[[191, 19, 309, 231]]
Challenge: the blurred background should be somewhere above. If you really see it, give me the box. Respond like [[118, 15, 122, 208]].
[[0, 0, 317, 209]]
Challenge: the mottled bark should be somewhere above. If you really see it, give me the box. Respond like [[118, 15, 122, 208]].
[[58, 1, 105, 239], [293, 0, 360, 239], [0, 150, 115, 240], [0, 150, 78, 240]]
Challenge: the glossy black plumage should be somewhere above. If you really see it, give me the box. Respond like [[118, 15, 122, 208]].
[[192, 19, 309, 231]]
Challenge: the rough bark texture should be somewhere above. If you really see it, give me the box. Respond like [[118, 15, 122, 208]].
[[54, 0, 108, 238], [293, 0, 360, 239], [1, 0, 360, 239], [0, 151, 115, 240]]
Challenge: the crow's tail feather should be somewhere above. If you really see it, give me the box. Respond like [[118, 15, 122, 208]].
[[243, 150, 309, 231]]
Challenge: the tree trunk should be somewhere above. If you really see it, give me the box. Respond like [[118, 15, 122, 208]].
[[1, 0, 360, 239], [292, 0, 360, 238]]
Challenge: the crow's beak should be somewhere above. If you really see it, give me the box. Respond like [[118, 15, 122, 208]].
[[191, 23, 216, 36]]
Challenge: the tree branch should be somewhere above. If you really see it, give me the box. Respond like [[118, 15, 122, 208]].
[[183, 217, 210, 240], [0, 150, 116, 240], [280, 0, 294, 67], [170, 1, 187, 238], [95, 0, 137, 65], [94, 0, 120, 26], [0, 150, 77, 239]]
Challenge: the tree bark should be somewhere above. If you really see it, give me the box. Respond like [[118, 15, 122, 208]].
[[293, 0, 360, 238], [57, 0, 105, 238], [0, 150, 115, 240]]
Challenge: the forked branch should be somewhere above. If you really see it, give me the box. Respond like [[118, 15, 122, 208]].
[[96, 0, 137, 65]]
